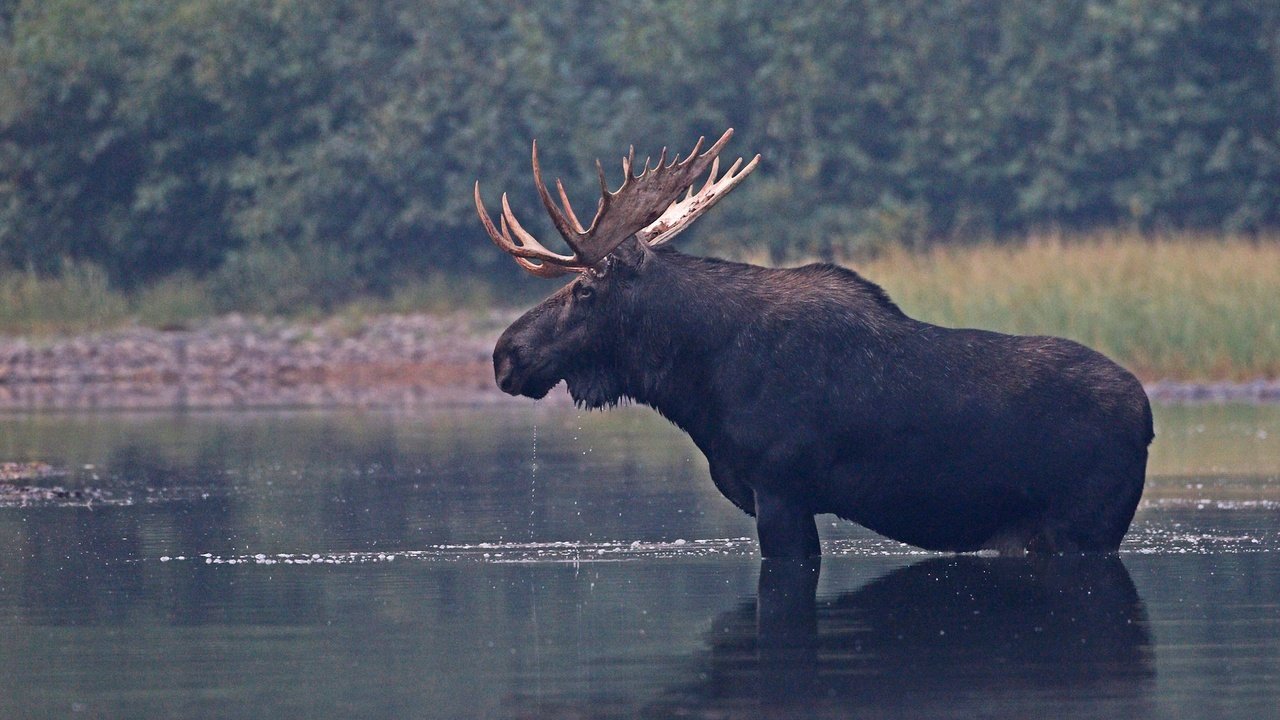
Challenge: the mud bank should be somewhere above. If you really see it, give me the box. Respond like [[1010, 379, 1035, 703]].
[[0, 314, 1276, 410]]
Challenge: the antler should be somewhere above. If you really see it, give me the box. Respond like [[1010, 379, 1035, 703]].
[[635, 154, 761, 248], [473, 183, 586, 278], [475, 129, 759, 278]]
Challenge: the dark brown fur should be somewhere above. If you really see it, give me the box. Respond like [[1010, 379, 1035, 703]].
[[494, 239, 1152, 558]]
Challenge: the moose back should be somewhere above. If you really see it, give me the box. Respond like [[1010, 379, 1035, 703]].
[[475, 130, 1152, 558]]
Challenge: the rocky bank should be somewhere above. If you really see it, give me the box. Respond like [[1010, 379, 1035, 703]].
[[0, 313, 1276, 410], [0, 313, 514, 410]]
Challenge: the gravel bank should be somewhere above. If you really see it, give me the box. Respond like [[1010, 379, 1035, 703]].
[[0, 313, 1276, 410], [0, 314, 515, 410]]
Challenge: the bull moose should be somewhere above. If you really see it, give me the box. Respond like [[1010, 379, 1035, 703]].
[[475, 129, 1152, 558]]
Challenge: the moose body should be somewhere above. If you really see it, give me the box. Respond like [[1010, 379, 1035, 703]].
[[478, 130, 1152, 558]]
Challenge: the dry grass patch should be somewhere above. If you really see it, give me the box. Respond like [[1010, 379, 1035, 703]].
[[853, 234, 1280, 381]]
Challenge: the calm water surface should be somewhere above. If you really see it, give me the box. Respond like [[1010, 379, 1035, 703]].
[[0, 402, 1277, 719]]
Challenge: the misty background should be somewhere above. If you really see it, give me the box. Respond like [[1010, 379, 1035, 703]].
[[1, 0, 1278, 311]]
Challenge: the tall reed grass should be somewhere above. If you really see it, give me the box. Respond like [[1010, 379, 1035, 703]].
[[0, 264, 131, 336], [850, 234, 1280, 381]]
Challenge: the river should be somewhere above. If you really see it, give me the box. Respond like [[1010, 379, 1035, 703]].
[[0, 403, 1277, 718]]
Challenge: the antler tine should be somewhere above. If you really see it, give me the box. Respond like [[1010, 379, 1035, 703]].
[[699, 129, 734, 164], [554, 179, 587, 234], [680, 135, 706, 167], [530, 140, 591, 258], [595, 159, 610, 197], [683, 157, 718, 200], [473, 181, 507, 247], [621, 146, 636, 184], [701, 157, 721, 193], [499, 194, 580, 263], [474, 182, 579, 278], [502, 215, 576, 278]]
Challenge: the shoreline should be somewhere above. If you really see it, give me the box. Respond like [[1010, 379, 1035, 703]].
[[1, 314, 1277, 411]]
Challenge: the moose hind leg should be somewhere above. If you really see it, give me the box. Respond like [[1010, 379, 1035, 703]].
[[754, 488, 820, 559], [1048, 449, 1148, 553]]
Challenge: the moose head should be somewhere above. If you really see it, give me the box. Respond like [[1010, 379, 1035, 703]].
[[475, 130, 759, 409]]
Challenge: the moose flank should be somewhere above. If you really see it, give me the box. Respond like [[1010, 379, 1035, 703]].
[[475, 130, 1153, 559]]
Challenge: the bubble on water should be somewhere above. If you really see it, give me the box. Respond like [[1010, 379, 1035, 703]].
[[170, 538, 767, 566]]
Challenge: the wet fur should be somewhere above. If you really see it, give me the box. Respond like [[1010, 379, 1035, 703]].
[[495, 240, 1153, 557]]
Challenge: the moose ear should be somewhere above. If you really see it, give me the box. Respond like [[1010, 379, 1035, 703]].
[[603, 236, 651, 276]]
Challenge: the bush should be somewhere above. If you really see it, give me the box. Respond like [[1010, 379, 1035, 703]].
[[207, 242, 366, 316], [0, 260, 128, 335], [128, 273, 216, 329], [1, 0, 1277, 288]]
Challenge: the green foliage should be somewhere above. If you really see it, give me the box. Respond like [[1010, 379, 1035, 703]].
[[1, 0, 1278, 289], [0, 1, 243, 285], [128, 272, 216, 329], [207, 241, 365, 315], [0, 260, 129, 334]]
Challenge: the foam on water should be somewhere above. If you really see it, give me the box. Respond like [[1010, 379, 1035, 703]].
[[1143, 498, 1280, 510], [154, 514, 1279, 566], [162, 538, 759, 565]]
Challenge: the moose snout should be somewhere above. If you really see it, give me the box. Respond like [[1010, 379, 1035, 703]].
[[492, 304, 560, 399], [493, 333, 533, 396], [493, 349, 520, 395], [495, 362, 520, 395]]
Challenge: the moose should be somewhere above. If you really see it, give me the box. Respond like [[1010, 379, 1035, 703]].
[[475, 129, 1153, 558]]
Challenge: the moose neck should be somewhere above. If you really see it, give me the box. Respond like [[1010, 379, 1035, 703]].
[[613, 250, 752, 438]]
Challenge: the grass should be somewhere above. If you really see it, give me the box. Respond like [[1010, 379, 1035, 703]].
[[845, 233, 1280, 381], [0, 263, 133, 336], [1, 234, 1277, 381], [0, 265, 505, 336], [0, 265, 219, 336]]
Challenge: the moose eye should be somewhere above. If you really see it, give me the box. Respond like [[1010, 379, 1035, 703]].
[[574, 284, 595, 301]]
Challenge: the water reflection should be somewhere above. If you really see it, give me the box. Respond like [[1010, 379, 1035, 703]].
[[1, 405, 1278, 718], [648, 556, 1154, 719]]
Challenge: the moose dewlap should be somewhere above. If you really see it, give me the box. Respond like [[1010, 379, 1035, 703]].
[[475, 129, 1152, 558]]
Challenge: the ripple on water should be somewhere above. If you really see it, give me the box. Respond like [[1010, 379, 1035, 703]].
[[164, 538, 760, 565], [158, 514, 1280, 566]]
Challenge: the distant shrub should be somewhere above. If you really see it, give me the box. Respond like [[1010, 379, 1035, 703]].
[[208, 242, 366, 316], [0, 260, 128, 335], [2, 1, 1278, 287], [128, 272, 216, 329]]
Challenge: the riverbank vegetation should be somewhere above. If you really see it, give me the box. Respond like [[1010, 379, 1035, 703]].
[[856, 235, 1280, 381], [2, 1, 1278, 379], [3, 1, 1279, 286], [2, 234, 1276, 382]]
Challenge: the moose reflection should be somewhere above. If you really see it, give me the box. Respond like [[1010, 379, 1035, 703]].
[[649, 556, 1154, 718], [477, 130, 1153, 558]]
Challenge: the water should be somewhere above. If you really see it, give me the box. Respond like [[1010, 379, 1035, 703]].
[[0, 403, 1277, 719]]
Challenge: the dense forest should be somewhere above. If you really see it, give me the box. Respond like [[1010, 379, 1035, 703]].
[[2, 0, 1278, 297]]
